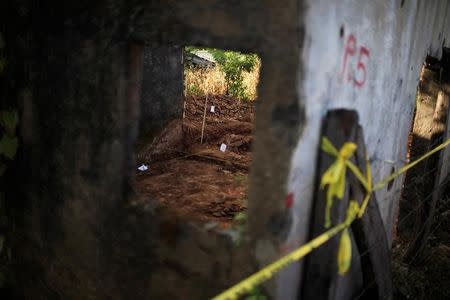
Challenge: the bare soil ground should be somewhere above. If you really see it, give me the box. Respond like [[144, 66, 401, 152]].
[[134, 95, 254, 227], [393, 188, 450, 299], [393, 66, 450, 299]]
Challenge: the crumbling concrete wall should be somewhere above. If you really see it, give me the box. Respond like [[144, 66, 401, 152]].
[[5, 1, 303, 299], [279, 1, 450, 298], [6, 0, 450, 300], [139, 46, 184, 144]]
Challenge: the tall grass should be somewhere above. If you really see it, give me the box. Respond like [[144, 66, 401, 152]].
[[242, 60, 261, 101], [184, 60, 261, 101]]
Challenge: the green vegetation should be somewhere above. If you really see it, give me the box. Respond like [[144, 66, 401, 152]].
[[209, 49, 259, 100], [184, 47, 260, 101], [231, 211, 247, 246]]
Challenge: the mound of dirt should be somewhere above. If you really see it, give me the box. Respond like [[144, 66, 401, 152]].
[[134, 95, 254, 226]]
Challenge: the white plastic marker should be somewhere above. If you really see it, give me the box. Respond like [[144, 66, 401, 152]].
[[137, 164, 149, 172], [210, 106, 215, 113], [220, 143, 227, 152]]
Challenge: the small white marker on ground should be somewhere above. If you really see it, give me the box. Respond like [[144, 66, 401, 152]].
[[220, 143, 227, 152], [210, 105, 215, 113], [137, 164, 149, 172]]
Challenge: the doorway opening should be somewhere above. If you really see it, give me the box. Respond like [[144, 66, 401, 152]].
[[393, 54, 450, 299], [134, 46, 261, 229]]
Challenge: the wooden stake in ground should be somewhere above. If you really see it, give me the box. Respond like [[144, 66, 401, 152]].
[[182, 81, 187, 119], [200, 93, 208, 144]]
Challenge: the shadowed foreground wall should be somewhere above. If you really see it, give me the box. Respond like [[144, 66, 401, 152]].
[[5, 0, 450, 299], [1, 1, 303, 299]]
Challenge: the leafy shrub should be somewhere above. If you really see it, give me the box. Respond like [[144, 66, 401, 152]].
[[209, 49, 259, 100], [184, 47, 260, 101]]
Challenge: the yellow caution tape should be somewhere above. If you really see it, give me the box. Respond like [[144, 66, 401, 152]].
[[321, 137, 372, 220], [337, 228, 352, 275], [320, 138, 357, 228], [373, 137, 450, 191], [337, 200, 360, 275], [212, 206, 357, 300], [212, 137, 450, 300], [321, 137, 371, 191]]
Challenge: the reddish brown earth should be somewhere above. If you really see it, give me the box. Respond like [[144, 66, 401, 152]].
[[393, 67, 450, 299], [134, 95, 254, 227]]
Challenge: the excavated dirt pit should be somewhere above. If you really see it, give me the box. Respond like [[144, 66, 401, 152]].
[[134, 95, 254, 227]]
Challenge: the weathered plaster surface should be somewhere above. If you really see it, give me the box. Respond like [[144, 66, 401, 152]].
[[279, 1, 450, 298]]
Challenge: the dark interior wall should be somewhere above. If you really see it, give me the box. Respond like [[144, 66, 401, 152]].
[[1, 1, 305, 299], [139, 46, 184, 143]]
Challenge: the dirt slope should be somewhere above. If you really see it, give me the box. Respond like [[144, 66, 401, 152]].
[[134, 95, 254, 227]]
